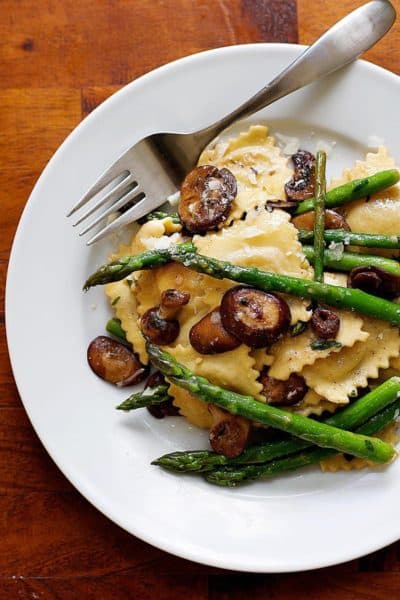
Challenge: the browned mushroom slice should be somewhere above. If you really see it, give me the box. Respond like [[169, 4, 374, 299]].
[[145, 371, 181, 419], [285, 150, 316, 201], [208, 404, 251, 458], [141, 307, 180, 345], [348, 266, 400, 299], [310, 306, 340, 340], [291, 209, 351, 231], [87, 336, 148, 386], [178, 165, 237, 233], [158, 289, 190, 320], [189, 308, 241, 354], [259, 368, 308, 406], [220, 286, 291, 348]]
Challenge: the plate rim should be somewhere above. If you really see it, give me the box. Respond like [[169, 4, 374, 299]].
[[5, 42, 400, 573]]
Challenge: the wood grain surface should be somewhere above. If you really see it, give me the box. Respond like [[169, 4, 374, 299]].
[[1, 1, 400, 598]]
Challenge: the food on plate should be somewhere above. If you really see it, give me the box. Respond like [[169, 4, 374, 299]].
[[258, 369, 308, 406], [348, 265, 400, 298], [189, 308, 241, 354], [220, 286, 291, 348], [87, 335, 148, 386], [284, 149, 315, 201], [84, 125, 400, 486], [291, 208, 351, 231], [208, 404, 251, 458], [140, 289, 190, 344], [178, 165, 237, 233]]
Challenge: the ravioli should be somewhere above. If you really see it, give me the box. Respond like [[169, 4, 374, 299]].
[[194, 207, 313, 324], [267, 274, 369, 381], [198, 125, 293, 222], [302, 317, 400, 404], [106, 218, 183, 364], [331, 147, 400, 256]]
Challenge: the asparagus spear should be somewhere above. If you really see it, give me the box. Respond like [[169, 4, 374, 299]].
[[206, 398, 400, 486], [294, 169, 399, 215], [144, 210, 180, 223], [298, 229, 400, 249], [83, 243, 195, 289], [146, 342, 395, 464], [106, 318, 127, 341], [302, 245, 400, 276], [313, 151, 327, 283], [117, 383, 171, 411], [84, 245, 400, 326], [152, 377, 400, 472]]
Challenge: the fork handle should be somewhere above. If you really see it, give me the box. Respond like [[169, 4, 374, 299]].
[[200, 0, 395, 142]]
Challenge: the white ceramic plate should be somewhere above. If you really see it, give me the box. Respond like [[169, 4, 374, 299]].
[[6, 44, 400, 572]]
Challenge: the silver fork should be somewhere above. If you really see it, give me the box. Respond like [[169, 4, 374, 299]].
[[68, 0, 395, 245]]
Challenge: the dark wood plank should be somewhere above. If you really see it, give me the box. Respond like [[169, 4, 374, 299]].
[[3, 0, 400, 596], [209, 568, 400, 599], [0, 487, 225, 579], [0, 171, 40, 260], [0, 408, 71, 490], [0, 327, 20, 407], [241, 0, 297, 43], [358, 544, 400, 572], [297, 0, 400, 75], [0, 490, 163, 577], [0, 569, 208, 600], [81, 86, 121, 118], [0, 89, 81, 172], [0, 1, 298, 89]]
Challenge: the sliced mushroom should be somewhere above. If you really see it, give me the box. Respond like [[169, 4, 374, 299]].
[[348, 266, 400, 299], [208, 404, 251, 458], [141, 307, 180, 345], [220, 286, 291, 348], [266, 199, 298, 211], [145, 371, 181, 419], [189, 308, 241, 354], [259, 369, 308, 406], [87, 336, 148, 386], [285, 150, 316, 201], [178, 165, 237, 233], [291, 209, 351, 231], [310, 306, 340, 340], [158, 289, 190, 320], [141, 289, 190, 344]]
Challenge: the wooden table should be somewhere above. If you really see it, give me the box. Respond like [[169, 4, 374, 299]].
[[1, 1, 400, 597]]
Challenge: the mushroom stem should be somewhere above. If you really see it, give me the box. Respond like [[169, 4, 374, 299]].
[[141, 289, 190, 345], [158, 289, 190, 320]]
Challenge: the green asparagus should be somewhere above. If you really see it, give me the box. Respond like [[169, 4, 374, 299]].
[[106, 318, 127, 341], [313, 151, 327, 283], [83, 243, 195, 289], [294, 169, 400, 215], [117, 384, 171, 411], [84, 244, 400, 326], [152, 377, 400, 472], [303, 245, 400, 275], [206, 398, 400, 486], [146, 342, 395, 464], [298, 229, 400, 249], [144, 210, 180, 223]]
